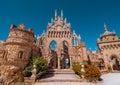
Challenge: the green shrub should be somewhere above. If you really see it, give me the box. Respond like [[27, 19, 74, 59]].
[[108, 65, 112, 72], [23, 56, 48, 78], [72, 64, 81, 75]]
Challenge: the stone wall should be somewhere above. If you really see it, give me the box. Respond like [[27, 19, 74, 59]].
[[0, 24, 35, 84]]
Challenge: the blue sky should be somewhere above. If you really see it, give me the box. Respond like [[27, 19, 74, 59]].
[[0, 0, 120, 50]]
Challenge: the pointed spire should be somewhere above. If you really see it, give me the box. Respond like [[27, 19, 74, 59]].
[[37, 34, 40, 40], [61, 10, 63, 19], [64, 17, 67, 23], [73, 30, 75, 34], [78, 34, 81, 40], [55, 9, 57, 20], [104, 23, 108, 31]]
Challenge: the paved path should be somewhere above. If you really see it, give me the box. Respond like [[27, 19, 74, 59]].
[[33, 73, 120, 85]]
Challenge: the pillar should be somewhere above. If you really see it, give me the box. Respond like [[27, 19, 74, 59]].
[[70, 57, 72, 69], [58, 56, 60, 69]]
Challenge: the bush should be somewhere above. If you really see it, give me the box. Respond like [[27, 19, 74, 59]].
[[72, 64, 101, 82], [72, 64, 81, 75], [84, 64, 101, 82], [107, 65, 112, 72], [23, 56, 48, 78]]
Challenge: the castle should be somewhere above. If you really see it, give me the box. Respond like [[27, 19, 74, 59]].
[[0, 10, 120, 83]]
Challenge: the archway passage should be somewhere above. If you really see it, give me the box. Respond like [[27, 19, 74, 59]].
[[98, 58, 105, 70], [49, 41, 58, 69], [49, 50, 58, 69], [111, 55, 120, 70], [60, 41, 70, 69]]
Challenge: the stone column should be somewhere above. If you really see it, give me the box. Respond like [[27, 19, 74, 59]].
[[58, 56, 60, 69], [70, 57, 72, 69]]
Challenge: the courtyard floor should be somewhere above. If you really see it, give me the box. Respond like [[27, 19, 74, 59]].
[[33, 73, 120, 85]]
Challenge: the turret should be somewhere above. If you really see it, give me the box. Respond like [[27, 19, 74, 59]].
[[0, 24, 35, 83]]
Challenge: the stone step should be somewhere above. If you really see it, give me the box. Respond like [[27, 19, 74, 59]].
[[46, 69, 74, 74], [37, 79, 82, 82], [36, 69, 81, 83]]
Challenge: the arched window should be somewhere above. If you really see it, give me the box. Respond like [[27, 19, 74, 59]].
[[72, 37, 78, 46], [18, 51, 23, 59], [63, 41, 68, 47], [50, 40, 57, 51]]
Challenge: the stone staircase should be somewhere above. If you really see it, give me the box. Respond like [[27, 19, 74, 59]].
[[36, 69, 82, 82]]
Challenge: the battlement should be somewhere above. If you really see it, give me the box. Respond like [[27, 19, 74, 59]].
[[10, 24, 34, 36], [6, 24, 35, 46]]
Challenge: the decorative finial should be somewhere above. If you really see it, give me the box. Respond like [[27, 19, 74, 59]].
[[55, 9, 57, 20], [104, 23, 108, 31], [78, 34, 81, 40], [64, 17, 67, 23], [61, 10, 63, 19]]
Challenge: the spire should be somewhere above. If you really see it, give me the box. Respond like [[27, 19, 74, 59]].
[[55, 9, 57, 20], [78, 34, 81, 40], [64, 17, 67, 23], [104, 23, 108, 31], [61, 10, 63, 19]]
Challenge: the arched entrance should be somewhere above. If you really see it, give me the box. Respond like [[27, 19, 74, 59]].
[[49, 41, 58, 69], [60, 41, 70, 69], [98, 58, 105, 70], [110, 55, 120, 70]]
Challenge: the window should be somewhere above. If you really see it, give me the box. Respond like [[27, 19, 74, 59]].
[[18, 51, 23, 59], [50, 41, 57, 51]]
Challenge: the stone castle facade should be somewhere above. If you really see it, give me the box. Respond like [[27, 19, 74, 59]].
[[0, 10, 120, 83], [36, 10, 87, 69]]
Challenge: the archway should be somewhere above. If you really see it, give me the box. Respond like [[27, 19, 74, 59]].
[[49, 40, 58, 69], [60, 41, 70, 69], [110, 55, 120, 70], [98, 58, 105, 70]]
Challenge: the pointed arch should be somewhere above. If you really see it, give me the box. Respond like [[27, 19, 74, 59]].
[[63, 40, 68, 47], [49, 40, 57, 51]]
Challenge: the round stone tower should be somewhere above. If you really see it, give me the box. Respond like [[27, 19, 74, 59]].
[[1, 24, 35, 83]]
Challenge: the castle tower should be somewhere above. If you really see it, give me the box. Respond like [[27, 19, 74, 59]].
[[97, 23, 120, 70], [1, 24, 35, 83]]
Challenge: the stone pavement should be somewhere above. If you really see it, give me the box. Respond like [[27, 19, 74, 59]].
[[33, 73, 120, 85]]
